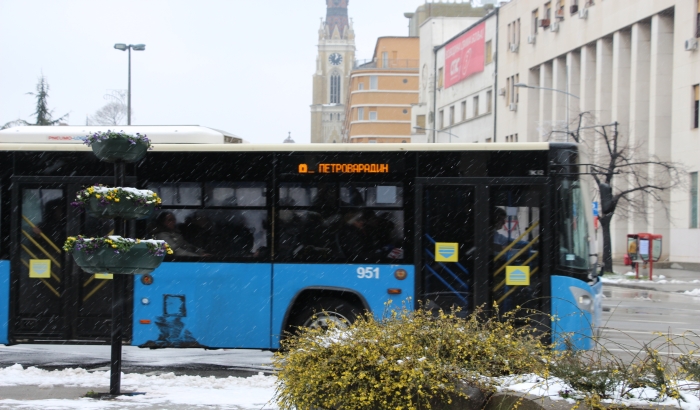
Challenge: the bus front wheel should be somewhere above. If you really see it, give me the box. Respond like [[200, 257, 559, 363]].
[[291, 297, 360, 331]]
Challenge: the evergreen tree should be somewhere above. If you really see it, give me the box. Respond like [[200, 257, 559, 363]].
[[1, 75, 69, 129]]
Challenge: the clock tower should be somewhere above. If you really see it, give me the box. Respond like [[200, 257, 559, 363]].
[[310, 0, 355, 143]]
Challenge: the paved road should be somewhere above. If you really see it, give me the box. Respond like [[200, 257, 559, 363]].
[[598, 266, 700, 362]]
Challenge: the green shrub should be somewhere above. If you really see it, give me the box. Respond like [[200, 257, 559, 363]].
[[273, 302, 551, 410]]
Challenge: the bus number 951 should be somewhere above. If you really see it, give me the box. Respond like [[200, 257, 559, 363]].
[[357, 267, 380, 279]]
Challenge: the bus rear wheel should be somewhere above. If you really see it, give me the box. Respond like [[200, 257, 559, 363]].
[[291, 297, 361, 332]]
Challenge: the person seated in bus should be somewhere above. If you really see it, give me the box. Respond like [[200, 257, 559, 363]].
[[491, 207, 510, 251], [153, 212, 211, 257]]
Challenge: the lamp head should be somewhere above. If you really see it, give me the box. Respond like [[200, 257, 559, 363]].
[[514, 82, 530, 88], [114, 43, 128, 51], [132, 44, 146, 51]]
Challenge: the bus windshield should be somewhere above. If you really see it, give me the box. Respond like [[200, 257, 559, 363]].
[[558, 177, 590, 270]]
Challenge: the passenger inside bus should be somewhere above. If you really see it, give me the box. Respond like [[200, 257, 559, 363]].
[[153, 212, 212, 257]]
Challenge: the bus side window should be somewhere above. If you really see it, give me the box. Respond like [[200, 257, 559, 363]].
[[143, 182, 269, 261], [276, 183, 405, 264]]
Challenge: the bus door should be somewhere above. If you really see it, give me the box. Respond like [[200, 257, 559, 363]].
[[10, 177, 127, 342], [416, 179, 550, 319]]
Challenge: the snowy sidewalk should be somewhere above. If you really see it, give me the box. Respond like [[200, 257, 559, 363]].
[[0, 364, 279, 409]]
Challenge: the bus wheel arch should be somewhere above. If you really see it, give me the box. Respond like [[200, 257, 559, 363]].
[[283, 288, 368, 334]]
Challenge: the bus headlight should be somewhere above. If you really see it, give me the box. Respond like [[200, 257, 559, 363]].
[[569, 286, 594, 313]]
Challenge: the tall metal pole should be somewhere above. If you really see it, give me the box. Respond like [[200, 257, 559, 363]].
[[127, 46, 132, 126], [110, 162, 126, 396]]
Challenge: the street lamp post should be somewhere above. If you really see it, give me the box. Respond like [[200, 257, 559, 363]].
[[514, 82, 579, 141], [414, 126, 458, 143], [114, 43, 146, 125]]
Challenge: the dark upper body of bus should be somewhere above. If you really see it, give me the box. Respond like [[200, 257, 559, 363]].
[[0, 142, 596, 346]]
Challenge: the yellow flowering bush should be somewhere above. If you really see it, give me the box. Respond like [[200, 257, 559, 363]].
[[274, 302, 551, 410]]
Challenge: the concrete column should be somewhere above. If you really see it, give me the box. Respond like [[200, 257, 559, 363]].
[[539, 62, 553, 142], [629, 22, 652, 235], [648, 13, 674, 250], [567, 51, 581, 139], [580, 44, 597, 144], [552, 57, 568, 140], [595, 37, 613, 124], [612, 29, 631, 140], [527, 67, 541, 142], [612, 29, 633, 241]]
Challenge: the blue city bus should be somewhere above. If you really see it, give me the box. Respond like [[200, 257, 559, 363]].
[[0, 126, 601, 350]]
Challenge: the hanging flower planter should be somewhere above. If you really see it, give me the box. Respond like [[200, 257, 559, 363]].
[[83, 130, 152, 163], [64, 236, 172, 275], [72, 186, 161, 220]]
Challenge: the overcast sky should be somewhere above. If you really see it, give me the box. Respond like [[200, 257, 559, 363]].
[[0, 0, 430, 143]]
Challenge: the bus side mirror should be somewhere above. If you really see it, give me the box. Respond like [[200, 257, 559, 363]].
[[600, 183, 613, 214]]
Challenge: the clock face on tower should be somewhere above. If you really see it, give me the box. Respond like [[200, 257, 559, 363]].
[[328, 53, 343, 66]]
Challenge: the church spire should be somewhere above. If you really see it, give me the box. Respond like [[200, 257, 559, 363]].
[[325, 0, 349, 39]]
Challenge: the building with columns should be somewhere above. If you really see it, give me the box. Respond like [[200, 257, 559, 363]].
[[310, 0, 355, 144], [496, 0, 700, 264]]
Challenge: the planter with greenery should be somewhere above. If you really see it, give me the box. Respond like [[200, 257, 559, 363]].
[[72, 185, 161, 220], [64, 235, 172, 275], [83, 130, 152, 163]]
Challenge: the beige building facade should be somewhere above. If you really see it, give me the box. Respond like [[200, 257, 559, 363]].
[[310, 0, 355, 144], [496, 0, 700, 264], [343, 37, 419, 143]]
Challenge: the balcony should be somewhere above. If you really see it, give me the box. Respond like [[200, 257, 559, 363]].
[[353, 58, 420, 70]]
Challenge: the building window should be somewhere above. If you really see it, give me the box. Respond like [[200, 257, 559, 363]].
[[358, 82, 364, 90], [486, 90, 493, 113], [473, 95, 479, 117], [330, 72, 341, 104], [694, 84, 699, 129], [370, 76, 378, 90], [544, 2, 552, 23], [514, 74, 520, 103], [449, 106, 455, 125], [416, 115, 426, 132], [461, 101, 467, 121], [516, 18, 521, 44], [382, 52, 389, 68], [505, 77, 511, 106], [358, 107, 364, 121], [555, 0, 565, 19], [532, 9, 539, 35], [369, 110, 377, 121], [696, 0, 700, 37], [514, 133, 519, 142], [438, 67, 444, 89], [486, 138, 493, 143], [439, 110, 444, 129], [691, 172, 698, 228], [485, 40, 493, 64]]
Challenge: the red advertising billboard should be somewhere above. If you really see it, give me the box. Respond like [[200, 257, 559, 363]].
[[444, 22, 486, 88]]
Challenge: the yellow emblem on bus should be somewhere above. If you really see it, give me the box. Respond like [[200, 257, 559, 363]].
[[29, 259, 51, 278], [506, 266, 530, 286], [435, 242, 459, 262]]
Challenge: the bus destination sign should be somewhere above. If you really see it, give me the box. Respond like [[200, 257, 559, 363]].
[[298, 163, 389, 174]]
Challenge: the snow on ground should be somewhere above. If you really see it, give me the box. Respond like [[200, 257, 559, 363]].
[[684, 288, 700, 296], [0, 364, 279, 409], [498, 374, 700, 410], [1, 365, 699, 409], [602, 276, 700, 284]]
